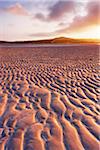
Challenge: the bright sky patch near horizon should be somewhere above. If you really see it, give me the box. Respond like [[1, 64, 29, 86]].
[[0, 0, 100, 41]]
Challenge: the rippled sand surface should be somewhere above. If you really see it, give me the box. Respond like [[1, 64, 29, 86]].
[[0, 45, 99, 150]]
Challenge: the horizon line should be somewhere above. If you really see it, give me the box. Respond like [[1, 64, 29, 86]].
[[0, 36, 100, 43]]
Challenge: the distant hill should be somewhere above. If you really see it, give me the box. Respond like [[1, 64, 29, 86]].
[[0, 37, 100, 44], [51, 37, 100, 44]]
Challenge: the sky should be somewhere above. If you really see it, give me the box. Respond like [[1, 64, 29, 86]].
[[0, 0, 100, 41]]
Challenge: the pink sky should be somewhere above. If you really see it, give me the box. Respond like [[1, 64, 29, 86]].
[[0, 0, 100, 41]]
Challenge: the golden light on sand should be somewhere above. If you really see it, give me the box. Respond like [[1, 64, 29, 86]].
[[0, 45, 99, 149]]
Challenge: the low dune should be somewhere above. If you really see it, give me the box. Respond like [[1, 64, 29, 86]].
[[0, 45, 99, 150]]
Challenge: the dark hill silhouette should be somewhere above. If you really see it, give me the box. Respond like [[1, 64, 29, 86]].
[[0, 37, 99, 44]]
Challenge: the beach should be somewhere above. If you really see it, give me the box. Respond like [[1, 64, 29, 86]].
[[0, 44, 99, 150]]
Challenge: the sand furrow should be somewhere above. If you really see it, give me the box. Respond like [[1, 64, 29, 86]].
[[0, 45, 99, 150]]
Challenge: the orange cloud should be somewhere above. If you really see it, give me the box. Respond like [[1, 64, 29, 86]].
[[2, 3, 29, 16], [56, 1, 100, 34]]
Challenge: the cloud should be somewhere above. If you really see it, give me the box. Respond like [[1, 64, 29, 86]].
[[1, 3, 29, 16], [34, 13, 46, 21], [34, 0, 76, 22], [48, 0, 75, 21], [56, 1, 100, 34], [86, 1, 100, 24]]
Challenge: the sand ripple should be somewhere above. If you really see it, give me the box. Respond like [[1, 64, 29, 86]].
[[0, 45, 99, 150]]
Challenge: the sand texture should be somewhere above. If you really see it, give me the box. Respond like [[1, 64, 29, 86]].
[[0, 45, 99, 150]]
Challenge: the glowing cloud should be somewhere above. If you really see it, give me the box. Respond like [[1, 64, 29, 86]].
[[1, 3, 29, 16], [0, 0, 99, 41]]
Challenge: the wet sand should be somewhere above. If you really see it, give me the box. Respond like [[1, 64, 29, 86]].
[[0, 45, 99, 150]]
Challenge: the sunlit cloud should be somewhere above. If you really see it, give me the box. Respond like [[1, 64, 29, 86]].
[[55, 1, 100, 34], [0, 0, 99, 41], [0, 3, 29, 16]]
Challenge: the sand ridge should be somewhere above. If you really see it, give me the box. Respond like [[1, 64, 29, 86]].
[[0, 45, 99, 150]]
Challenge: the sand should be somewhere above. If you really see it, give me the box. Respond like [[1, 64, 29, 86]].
[[0, 45, 99, 150]]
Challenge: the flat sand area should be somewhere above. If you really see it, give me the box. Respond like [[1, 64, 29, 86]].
[[0, 45, 99, 150]]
